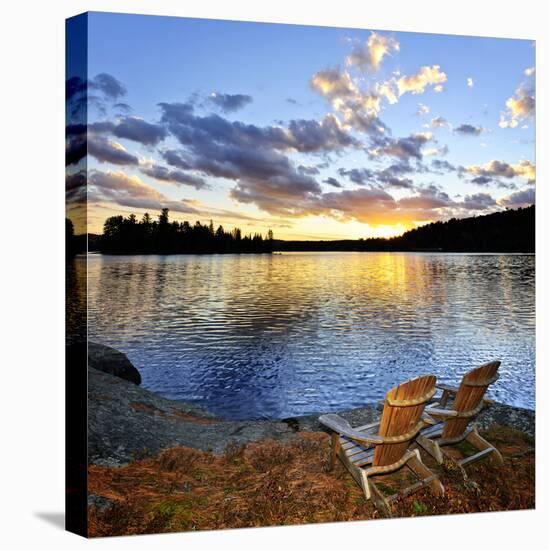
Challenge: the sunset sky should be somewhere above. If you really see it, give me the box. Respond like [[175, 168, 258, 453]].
[[66, 12, 535, 239]]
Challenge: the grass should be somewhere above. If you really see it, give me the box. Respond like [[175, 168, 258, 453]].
[[88, 425, 534, 537]]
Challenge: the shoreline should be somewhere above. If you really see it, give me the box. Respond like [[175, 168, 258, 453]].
[[89, 365, 535, 467]]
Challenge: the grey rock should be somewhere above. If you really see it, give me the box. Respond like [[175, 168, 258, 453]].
[[88, 367, 535, 466], [88, 368, 296, 465], [88, 342, 141, 385]]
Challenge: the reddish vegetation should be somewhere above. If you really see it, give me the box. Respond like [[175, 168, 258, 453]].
[[88, 425, 534, 537]]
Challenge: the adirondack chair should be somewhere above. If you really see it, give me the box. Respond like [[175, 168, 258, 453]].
[[417, 360, 503, 479], [319, 375, 444, 517]]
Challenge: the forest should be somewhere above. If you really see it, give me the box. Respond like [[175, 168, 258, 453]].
[[99, 209, 274, 254], [66, 204, 534, 256], [275, 205, 535, 253]]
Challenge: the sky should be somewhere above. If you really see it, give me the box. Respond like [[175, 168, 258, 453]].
[[66, 12, 536, 239]]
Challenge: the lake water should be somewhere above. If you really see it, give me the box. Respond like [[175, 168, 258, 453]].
[[80, 252, 535, 420]]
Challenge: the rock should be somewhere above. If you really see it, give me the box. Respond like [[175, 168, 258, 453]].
[[88, 367, 296, 465], [87, 342, 141, 385], [86, 355, 535, 466]]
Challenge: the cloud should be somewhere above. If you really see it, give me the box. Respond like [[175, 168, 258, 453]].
[[114, 102, 132, 114], [430, 116, 450, 129], [112, 117, 168, 146], [338, 162, 415, 190], [455, 123, 484, 136], [140, 163, 208, 189], [66, 170, 87, 204], [323, 177, 343, 188], [337, 167, 375, 186], [310, 69, 358, 101], [65, 133, 87, 166], [209, 92, 253, 113], [416, 103, 430, 116], [467, 77, 474, 88], [346, 32, 399, 71], [298, 165, 320, 176], [460, 192, 496, 210], [465, 159, 535, 183], [431, 159, 457, 173], [89, 117, 168, 146], [499, 85, 535, 128], [524, 67, 535, 77], [497, 187, 535, 208], [423, 144, 449, 157], [310, 68, 387, 134], [397, 65, 447, 96], [89, 73, 127, 100], [88, 169, 199, 214], [88, 136, 139, 165], [368, 132, 434, 161], [159, 102, 356, 154], [433, 85, 444, 93], [471, 176, 493, 186]]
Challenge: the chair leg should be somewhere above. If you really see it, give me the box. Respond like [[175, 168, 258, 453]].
[[366, 477, 392, 518], [329, 433, 340, 471], [407, 450, 444, 497], [465, 427, 504, 467]]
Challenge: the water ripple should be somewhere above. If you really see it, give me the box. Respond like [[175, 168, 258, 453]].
[[76, 252, 535, 420]]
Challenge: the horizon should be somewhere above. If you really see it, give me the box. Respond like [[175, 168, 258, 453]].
[[66, 13, 535, 240]]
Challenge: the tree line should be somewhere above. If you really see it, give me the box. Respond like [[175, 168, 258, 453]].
[[100, 208, 275, 254], [275, 205, 535, 253], [67, 204, 534, 256]]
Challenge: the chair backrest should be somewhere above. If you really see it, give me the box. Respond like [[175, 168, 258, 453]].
[[442, 360, 501, 439], [374, 374, 437, 467]]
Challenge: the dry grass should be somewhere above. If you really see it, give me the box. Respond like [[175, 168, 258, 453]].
[[88, 425, 534, 537]]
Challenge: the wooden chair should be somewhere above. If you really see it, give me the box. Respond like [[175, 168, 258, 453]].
[[417, 360, 504, 480], [319, 375, 444, 517]]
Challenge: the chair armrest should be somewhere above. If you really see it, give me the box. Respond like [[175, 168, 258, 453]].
[[436, 384, 459, 394], [421, 411, 439, 426], [424, 406, 458, 418], [318, 414, 383, 445]]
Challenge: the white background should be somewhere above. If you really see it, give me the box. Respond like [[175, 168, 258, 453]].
[[0, 0, 546, 548]]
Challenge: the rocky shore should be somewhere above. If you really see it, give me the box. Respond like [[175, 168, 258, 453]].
[[88, 344, 535, 467]]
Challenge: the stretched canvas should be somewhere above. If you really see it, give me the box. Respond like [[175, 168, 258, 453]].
[[66, 11, 535, 538]]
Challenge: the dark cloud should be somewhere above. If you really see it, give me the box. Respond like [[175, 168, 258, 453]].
[[498, 187, 535, 208], [113, 117, 168, 146], [88, 136, 139, 165], [209, 92, 253, 113], [323, 177, 342, 188], [337, 167, 375, 186], [368, 133, 433, 161], [140, 164, 208, 189], [65, 170, 87, 203], [89, 73, 127, 100], [287, 115, 358, 152], [466, 160, 535, 184], [159, 102, 356, 154], [454, 123, 484, 136], [376, 166, 414, 189], [114, 102, 132, 113], [65, 135, 86, 166], [161, 149, 192, 170], [460, 193, 497, 210], [431, 159, 457, 173], [471, 176, 492, 185], [89, 117, 167, 146]]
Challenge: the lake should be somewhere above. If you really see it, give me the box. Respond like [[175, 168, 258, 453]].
[[78, 252, 535, 420]]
